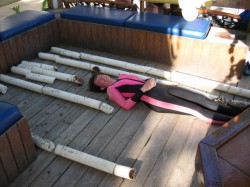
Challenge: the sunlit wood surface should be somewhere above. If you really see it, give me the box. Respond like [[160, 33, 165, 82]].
[[1, 46, 249, 187]]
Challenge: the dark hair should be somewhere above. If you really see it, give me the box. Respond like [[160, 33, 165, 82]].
[[88, 66, 106, 93]]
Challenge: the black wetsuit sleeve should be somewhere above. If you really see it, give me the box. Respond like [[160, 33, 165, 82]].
[[131, 89, 144, 102]]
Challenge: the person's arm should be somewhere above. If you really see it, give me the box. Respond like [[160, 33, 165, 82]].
[[107, 86, 144, 110], [107, 78, 156, 110]]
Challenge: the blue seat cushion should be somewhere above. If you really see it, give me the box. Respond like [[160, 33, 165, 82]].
[[125, 12, 211, 39], [0, 10, 55, 42], [60, 6, 137, 27], [0, 101, 21, 135]]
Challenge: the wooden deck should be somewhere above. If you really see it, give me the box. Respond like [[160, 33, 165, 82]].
[[1, 45, 249, 187]]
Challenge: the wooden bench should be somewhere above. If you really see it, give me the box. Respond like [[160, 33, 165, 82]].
[[195, 107, 250, 186], [58, 6, 248, 83], [0, 102, 36, 187], [0, 10, 59, 74]]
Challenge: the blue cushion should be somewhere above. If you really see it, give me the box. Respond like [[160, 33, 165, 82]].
[[60, 6, 137, 27], [0, 10, 55, 42], [125, 12, 211, 39], [0, 101, 21, 135]]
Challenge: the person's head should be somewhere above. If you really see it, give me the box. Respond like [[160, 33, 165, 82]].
[[89, 66, 113, 93]]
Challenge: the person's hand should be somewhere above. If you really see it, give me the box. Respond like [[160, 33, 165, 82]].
[[141, 78, 156, 93]]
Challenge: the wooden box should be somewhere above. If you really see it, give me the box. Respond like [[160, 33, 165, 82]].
[[195, 107, 250, 187], [0, 116, 36, 187]]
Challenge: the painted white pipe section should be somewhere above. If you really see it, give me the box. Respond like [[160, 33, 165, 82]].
[[31, 133, 136, 180], [51, 47, 172, 79], [26, 72, 55, 84], [0, 74, 114, 114], [18, 64, 84, 85], [49, 47, 250, 99], [21, 60, 58, 71], [11, 66, 55, 84], [0, 74, 44, 93], [31, 133, 55, 152], [0, 83, 7, 94], [42, 87, 113, 114], [38, 52, 177, 86], [170, 72, 250, 98], [55, 144, 136, 180]]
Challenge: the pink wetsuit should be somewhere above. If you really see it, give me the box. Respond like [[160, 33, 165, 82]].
[[107, 74, 241, 125]]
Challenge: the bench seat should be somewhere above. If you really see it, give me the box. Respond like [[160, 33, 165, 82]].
[[0, 102, 36, 186], [0, 101, 21, 135], [60, 6, 137, 27], [125, 12, 211, 39], [0, 10, 55, 42]]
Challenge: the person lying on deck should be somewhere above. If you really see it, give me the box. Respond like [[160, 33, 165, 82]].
[[88, 66, 246, 125]]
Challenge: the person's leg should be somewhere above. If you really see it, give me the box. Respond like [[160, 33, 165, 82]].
[[144, 87, 233, 124], [167, 87, 242, 116]]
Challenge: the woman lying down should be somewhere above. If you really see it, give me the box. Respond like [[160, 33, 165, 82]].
[[89, 66, 248, 125]]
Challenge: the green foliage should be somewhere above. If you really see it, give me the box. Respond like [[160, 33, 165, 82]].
[[11, 5, 20, 13], [42, 0, 48, 11]]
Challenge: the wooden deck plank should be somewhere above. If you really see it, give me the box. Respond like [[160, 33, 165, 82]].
[[72, 103, 150, 187], [166, 120, 210, 187], [137, 115, 195, 187], [51, 100, 121, 186], [2, 45, 248, 187], [30, 102, 134, 186]]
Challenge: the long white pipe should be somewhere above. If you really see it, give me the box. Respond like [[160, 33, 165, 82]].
[[38, 52, 177, 86], [18, 64, 84, 84], [50, 47, 250, 99], [21, 60, 58, 71], [11, 66, 55, 84], [0, 83, 7, 94], [55, 144, 136, 180], [0, 74, 114, 114], [51, 47, 171, 79], [31, 133, 136, 180], [31, 133, 56, 152]]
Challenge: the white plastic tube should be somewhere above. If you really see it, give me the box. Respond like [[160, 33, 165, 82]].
[[11, 66, 55, 84], [0, 83, 7, 94], [51, 47, 171, 79], [170, 72, 250, 98], [55, 144, 136, 180], [31, 133, 55, 152], [0, 74, 113, 114], [21, 60, 58, 71], [38, 52, 176, 86], [18, 64, 83, 84], [0, 74, 43, 93], [18, 64, 84, 84], [26, 72, 55, 84], [31, 134, 136, 180], [49, 47, 250, 99], [42, 87, 113, 114]]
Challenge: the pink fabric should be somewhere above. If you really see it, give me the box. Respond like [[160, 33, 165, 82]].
[[107, 74, 145, 110]]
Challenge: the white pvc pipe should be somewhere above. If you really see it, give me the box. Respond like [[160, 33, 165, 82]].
[[11, 66, 31, 75], [38, 52, 177, 86], [26, 72, 55, 84], [21, 60, 58, 71], [51, 47, 171, 79], [31, 133, 136, 180], [31, 133, 55, 152], [0, 74, 114, 114], [55, 144, 136, 180], [170, 72, 250, 98], [50, 47, 250, 99], [0, 83, 7, 94], [11, 66, 55, 84], [0, 74, 44, 93], [42, 87, 113, 114], [18, 64, 84, 85]]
